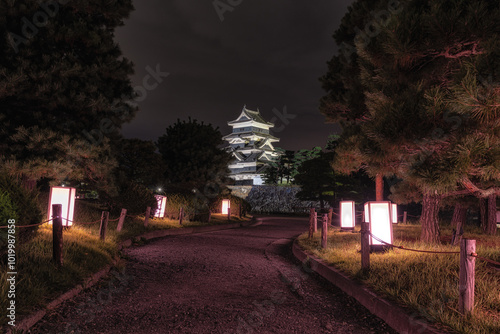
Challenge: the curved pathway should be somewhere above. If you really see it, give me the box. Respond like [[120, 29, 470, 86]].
[[32, 217, 397, 334]]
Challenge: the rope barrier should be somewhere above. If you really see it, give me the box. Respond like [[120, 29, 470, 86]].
[[369, 233, 460, 255], [0, 218, 54, 229], [471, 253, 500, 267]]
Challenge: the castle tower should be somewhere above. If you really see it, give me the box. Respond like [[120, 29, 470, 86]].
[[224, 106, 280, 185]]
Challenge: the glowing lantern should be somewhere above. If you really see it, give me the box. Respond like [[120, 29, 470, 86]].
[[365, 201, 393, 249], [154, 195, 167, 218], [496, 211, 500, 228], [48, 186, 76, 227], [391, 203, 398, 224], [364, 202, 369, 222], [222, 199, 230, 215], [340, 201, 355, 230]]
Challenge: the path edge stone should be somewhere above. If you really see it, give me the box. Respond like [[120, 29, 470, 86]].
[[7, 217, 261, 333], [292, 240, 450, 334]]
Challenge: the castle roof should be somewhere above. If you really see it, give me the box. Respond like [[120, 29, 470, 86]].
[[228, 106, 274, 127], [222, 131, 279, 142]]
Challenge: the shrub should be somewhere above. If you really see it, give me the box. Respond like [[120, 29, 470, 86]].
[[0, 174, 43, 246], [210, 194, 251, 216], [163, 193, 203, 220], [112, 182, 157, 215]]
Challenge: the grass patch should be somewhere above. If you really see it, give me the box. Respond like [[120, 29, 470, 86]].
[[298, 223, 500, 334], [0, 199, 252, 327]]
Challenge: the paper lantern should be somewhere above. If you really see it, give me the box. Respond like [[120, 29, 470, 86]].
[[222, 199, 230, 215], [154, 195, 167, 218], [365, 201, 393, 248], [48, 186, 76, 227], [340, 201, 355, 230], [391, 203, 398, 224]]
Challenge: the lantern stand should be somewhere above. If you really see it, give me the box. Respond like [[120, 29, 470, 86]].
[[364, 201, 394, 253], [340, 201, 355, 232]]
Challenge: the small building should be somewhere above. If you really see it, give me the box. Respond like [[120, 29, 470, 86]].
[[224, 106, 280, 185]]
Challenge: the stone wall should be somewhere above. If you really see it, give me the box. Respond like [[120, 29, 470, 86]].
[[228, 185, 327, 214]]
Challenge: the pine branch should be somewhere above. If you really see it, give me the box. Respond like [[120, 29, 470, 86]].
[[460, 177, 500, 198]]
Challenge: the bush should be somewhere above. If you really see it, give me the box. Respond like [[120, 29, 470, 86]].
[[163, 193, 205, 221], [210, 194, 251, 216], [112, 182, 157, 215], [0, 174, 43, 246]]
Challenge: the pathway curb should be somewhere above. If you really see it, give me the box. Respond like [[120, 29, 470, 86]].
[[7, 218, 260, 333], [292, 240, 448, 334]]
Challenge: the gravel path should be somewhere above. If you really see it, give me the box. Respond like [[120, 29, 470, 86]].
[[30, 217, 398, 334]]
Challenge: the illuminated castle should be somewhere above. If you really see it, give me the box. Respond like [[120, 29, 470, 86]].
[[223, 106, 280, 185]]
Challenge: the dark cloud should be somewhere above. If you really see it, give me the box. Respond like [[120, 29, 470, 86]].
[[115, 0, 353, 150]]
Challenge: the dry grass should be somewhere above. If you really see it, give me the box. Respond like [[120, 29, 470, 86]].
[[298, 223, 500, 334]]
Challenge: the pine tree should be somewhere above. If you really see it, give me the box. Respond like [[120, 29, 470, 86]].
[[157, 118, 232, 194], [0, 0, 135, 194], [321, 0, 500, 242]]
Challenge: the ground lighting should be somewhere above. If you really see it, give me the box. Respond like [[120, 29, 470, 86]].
[[154, 195, 167, 218], [340, 200, 355, 230], [222, 199, 230, 215], [364, 201, 394, 250], [48, 186, 76, 227]]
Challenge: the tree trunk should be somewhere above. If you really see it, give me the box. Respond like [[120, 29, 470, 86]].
[[451, 203, 467, 245], [375, 174, 384, 201], [479, 198, 487, 232], [486, 194, 497, 235], [420, 193, 441, 244], [451, 203, 467, 229]]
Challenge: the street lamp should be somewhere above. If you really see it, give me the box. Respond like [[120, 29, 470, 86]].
[[154, 195, 167, 218], [222, 199, 230, 215], [48, 186, 76, 227], [364, 201, 393, 250], [340, 201, 355, 230]]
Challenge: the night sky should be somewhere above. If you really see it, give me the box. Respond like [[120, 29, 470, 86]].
[[115, 1, 354, 151]]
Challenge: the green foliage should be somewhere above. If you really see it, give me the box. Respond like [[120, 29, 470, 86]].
[[0, 174, 42, 244], [209, 194, 251, 216], [320, 0, 500, 242], [112, 182, 157, 215], [115, 138, 166, 188], [0, 0, 135, 193], [157, 118, 232, 192]]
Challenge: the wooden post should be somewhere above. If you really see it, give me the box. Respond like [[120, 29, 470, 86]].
[[403, 211, 407, 224], [227, 203, 231, 220], [361, 222, 370, 271], [239, 204, 242, 218], [144, 206, 151, 227], [313, 212, 318, 233], [117, 208, 127, 232], [328, 208, 333, 226], [208, 211, 212, 223], [321, 214, 328, 248], [459, 239, 476, 315], [179, 207, 184, 225], [308, 208, 315, 238], [100, 211, 109, 241], [52, 204, 63, 266]]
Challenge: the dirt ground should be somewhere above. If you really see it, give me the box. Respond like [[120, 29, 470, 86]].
[[30, 217, 398, 334]]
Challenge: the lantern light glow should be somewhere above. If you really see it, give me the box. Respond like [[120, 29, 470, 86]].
[[222, 199, 230, 214], [391, 203, 398, 224], [365, 201, 393, 248], [154, 195, 167, 218], [340, 201, 355, 230], [48, 186, 76, 227]]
